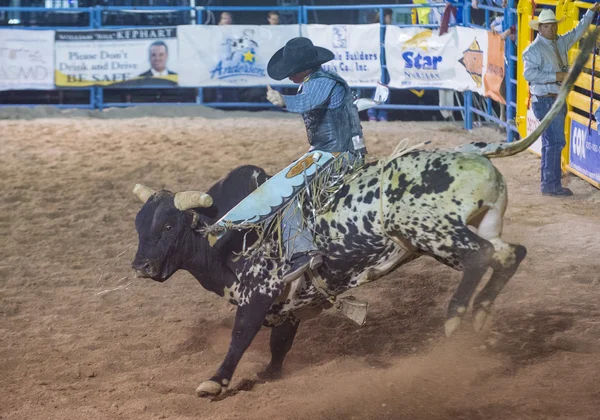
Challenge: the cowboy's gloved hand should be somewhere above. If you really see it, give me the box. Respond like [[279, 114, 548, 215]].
[[267, 85, 286, 108], [592, 2, 600, 12]]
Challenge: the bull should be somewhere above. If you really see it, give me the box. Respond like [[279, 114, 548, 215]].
[[130, 30, 598, 399]]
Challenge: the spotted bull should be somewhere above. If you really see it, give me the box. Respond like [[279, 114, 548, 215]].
[[130, 31, 598, 399]]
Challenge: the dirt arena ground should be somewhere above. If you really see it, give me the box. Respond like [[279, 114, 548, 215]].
[[2, 108, 600, 420]]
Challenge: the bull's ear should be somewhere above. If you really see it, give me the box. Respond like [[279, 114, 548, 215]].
[[174, 191, 213, 211], [133, 184, 157, 203]]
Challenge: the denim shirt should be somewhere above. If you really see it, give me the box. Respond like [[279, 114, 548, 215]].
[[523, 9, 595, 100], [282, 68, 345, 112]]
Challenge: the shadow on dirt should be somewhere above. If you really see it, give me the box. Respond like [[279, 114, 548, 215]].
[[486, 310, 576, 369]]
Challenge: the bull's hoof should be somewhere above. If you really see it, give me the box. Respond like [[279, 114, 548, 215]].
[[473, 301, 493, 333], [196, 380, 223, 398], [256, 365, 282, 381], [444, 316, 462, 337]]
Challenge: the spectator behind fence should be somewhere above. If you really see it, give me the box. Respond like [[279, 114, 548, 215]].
[[267, 11, 280, 25], [477, 0, 516, 41], [428, 0, 444, 25], [438, 0, 464, 34], [413, 2, 455, 122], [414, 0, 464, 27], [375, 8, 393, 25], [218, 12, 233, 26], [523, 5, 599, 197], [214, 11, 238, 106], [412, 0, 431, 25]]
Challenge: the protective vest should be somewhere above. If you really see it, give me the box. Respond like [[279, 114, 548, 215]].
[[301, 69, 366, 155]]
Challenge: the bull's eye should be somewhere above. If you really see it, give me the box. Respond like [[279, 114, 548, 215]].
[[164, 224, 173, 232]]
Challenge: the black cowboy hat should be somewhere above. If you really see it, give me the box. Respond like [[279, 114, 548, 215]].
[[267, 37, 334, 81]]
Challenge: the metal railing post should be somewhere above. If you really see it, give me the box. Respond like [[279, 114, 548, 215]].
[[506, 0, 516, 142], [464, 91, 473, 130], [95, 87, 104, 111], [89, 87, 96, 110], [94, 5, 101, 29]]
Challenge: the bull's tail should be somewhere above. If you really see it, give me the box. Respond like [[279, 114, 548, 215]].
[[455, 28, 600, 159]]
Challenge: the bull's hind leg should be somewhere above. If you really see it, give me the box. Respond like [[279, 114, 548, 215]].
[[472, 240, 527, 332], [444, 229, 495, 337], [469, 206, 527, 332], [257, 316, 300, 380]]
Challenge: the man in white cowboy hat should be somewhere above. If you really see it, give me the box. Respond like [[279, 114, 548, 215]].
[[523, 4, 600, 197], [265, 36, 367, 283]]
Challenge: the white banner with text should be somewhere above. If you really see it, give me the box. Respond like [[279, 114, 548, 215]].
[[385, 26, 498, 95], [177, 24, 300, 87], [301, 23, 382, 87], [0, 29, 55, 91]]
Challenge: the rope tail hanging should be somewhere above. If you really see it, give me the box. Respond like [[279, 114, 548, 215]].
[[588, 12, 600, 134]]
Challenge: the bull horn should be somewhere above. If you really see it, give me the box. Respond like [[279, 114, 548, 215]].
[[174, 191, 213, 211], [133, 184, 157, 203]]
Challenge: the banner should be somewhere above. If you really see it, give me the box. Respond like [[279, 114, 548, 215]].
[[0, 29, 55, 91], [569, 119, 600, 184], [178, 25, 299, 87], [385, 27, 466, 91], [55, 28, 178, 87], [385, 26, 504, 99], [301, 24, 382, 87]]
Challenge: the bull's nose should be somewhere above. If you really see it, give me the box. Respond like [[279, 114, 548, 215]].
[[132, 260, 149, 271], [131, 259, 155, 277]]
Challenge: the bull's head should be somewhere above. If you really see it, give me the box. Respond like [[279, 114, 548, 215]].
[[131, 184, 213, 282]]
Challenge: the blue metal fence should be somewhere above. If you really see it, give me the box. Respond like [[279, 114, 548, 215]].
[[0, 2, 518, 140], [468, 0, 518, 141]]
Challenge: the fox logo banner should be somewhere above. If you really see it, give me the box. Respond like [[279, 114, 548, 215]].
[[177, 25, 300, 87], [570, 119, 600, 184]]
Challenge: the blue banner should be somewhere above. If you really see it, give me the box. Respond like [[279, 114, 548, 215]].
[[569, 119, 600, 184]]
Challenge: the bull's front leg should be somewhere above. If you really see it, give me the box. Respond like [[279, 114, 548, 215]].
[[196, 292, 278, 398]]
